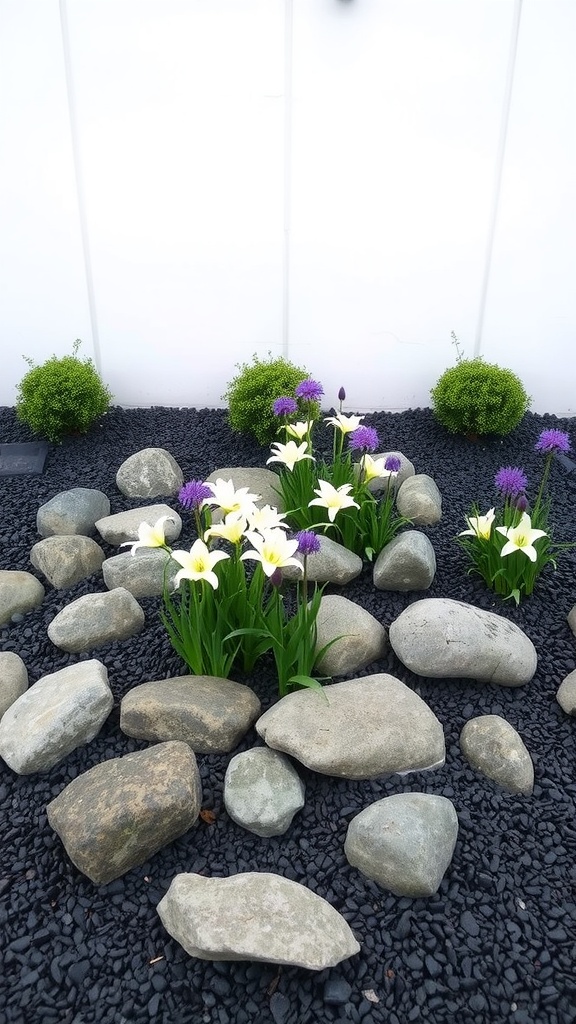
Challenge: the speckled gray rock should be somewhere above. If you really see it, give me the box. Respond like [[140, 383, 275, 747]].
[[224, 747, 305, 837], [344, 793, 459, 897], [36, 487, 110, 537], [356, 450, 415, 494], [0, 570, 44, 625], [282, 535, 362, 585], [313, 594, 388, 676], [157, 872, 360, 968], [47, 587, 145, 653], [557, 669, 576, 715], [389, 598, 537, 686], [47, 741, 201, 884], [102, 548, 178, 597], [256, 674, 445, 779], [0, 660, 113, 774], [116, 447, 184, 498], [205, 467, 284, 512], [395, 474, 442, 525], [120, 675, 261, 754], [460, 715, 534, 794], [373, 530, 436, 591], [567, 605, 576, 637], [0, 652, 28, 720], [30, 535, 105, 589], [95, 504, 182, 546]]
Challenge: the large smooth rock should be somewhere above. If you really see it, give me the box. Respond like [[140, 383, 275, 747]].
[[364, 450, 415, 493], [0, 570, 44, 625], [116, 448, 184, 498], [313, 595, 388, 676], [0, 652, 28, 720], [557, 668, 576, 715], [47, 587, 145, 653], [47, 741, 201, 884], [95, 504, 182, 546], [344, 794, 459, 897], [36, 487, 110, 537], [389, 598, 537, 686], [282, 535, 363, 585], [0, 660, 113, 774], [224, 747, 305, 837], [256, 674, 445, 779], [30, 535, 105, 589], [395, 474, 442, 525], [102, 548, 178, 597], [205, 468, 284, 512], [120, 675, 261, 753], [460, 715, 534, 794], [157, 872, 360, 969], [373, 530, 436, 591]]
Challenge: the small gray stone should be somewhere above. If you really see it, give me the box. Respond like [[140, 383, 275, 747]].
[[37, 488, 110, 538], [30, 535, 105, 589], [282, 535, 362, 585], [95, 504, 182, 546], [224, 747, 305, 837], [373, 530, 436, 591], [356, 450, 415, 494], [0, 570, 44, 625], [0, 652, 28, 720], [157, 872, 360, 968], [557, 669, 576, 715], [116, 448, 184, 498], [313, 594, 387, 676], [567, 605, 576, 637], [47, 588, 145, 653], [396, 474, 442, 525], [460, 715, 534, 794], [102, 548, 178, 597]]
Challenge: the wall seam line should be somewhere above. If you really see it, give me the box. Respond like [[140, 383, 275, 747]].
[[282, 0, 294, 359]]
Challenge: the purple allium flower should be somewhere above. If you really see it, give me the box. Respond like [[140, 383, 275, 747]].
[[179, 480, 213, 510], [494, 466, 528, 498], [514, 493, 528, 513], [535, 429, 571, 455], [338, 386, 346, 402], [384, 455, 402, 473], [273, 396, 298, 417], [295, 379, 324, 402], [296, 530, 321, 556], [348, 426, 379, 453]]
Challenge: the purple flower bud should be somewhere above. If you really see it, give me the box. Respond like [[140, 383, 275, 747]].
[[179, 480, 213, 510], [269, 567, 283, 587], [295, 379, 324, 402], [338, 386, 346, 402], [296, 530, 321, 556], [348, 426, 379, 453], [384, 455, 402, 473], [535, 429, 571, 454], [514, 493, 528, 512], [494, 466, 527, 498], [273, 396, 298, 417]]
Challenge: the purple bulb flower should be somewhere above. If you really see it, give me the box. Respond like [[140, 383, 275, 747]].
[[494, 466, 527, 498], [295, 379, 324, 402], [269, 567, 284, 587], [273, 396, 298, 417], [384, 455, 402, 473], [296, 530, 321, 556], [348, 426, 379, 453], [535, 429, 571, 455], [179, 480, 213, 510], [514, 493, 529, 513], [338, 386, 346, 402]]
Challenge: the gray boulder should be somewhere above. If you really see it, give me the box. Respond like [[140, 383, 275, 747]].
[[0, 570, 44, 625], [557, 669, 576, 715], [95, 504, 182, 546], [47, 587, 145, 653], [313, 595, 387, 676], [0, 652, 28, 720], [282, 535, 362, 585], [47, 741, 201, 884], [157, 872, 360, 968], [389, 598, 537, 686], [396, 474, 442, 525], [37, 487, 110, 537], [224, 747, 305, 837], [205, 467, 283, 512], [373, 530, 436, 591], [0, 660, 113, 774], [344, 793, 459, 897], [120, 675, 261, 754], [567, 605, 576, 637], [460, 715, 534, 795], [116, 447, 184, 498], [30, 535, 105, 589], [256, 674, 445, 779], [356, 450, 415, 494], [102, 548, 178, 597]]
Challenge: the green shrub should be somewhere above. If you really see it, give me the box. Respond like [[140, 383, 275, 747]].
[[15, 339, 112, 442], [223, 353, 318, 446], [430, 357, 530, 437]]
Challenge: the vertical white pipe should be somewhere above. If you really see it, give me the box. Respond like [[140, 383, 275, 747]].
[[282, 0, 294, 358]]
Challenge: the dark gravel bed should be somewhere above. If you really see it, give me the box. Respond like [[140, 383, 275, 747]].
[[1, 404, 576, 1024]]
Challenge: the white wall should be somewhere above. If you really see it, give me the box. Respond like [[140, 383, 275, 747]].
[[0, 0, 574, 415]]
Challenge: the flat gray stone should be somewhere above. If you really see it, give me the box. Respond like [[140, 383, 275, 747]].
[[30, 535, 105, 589], [120, 675, 261, 753], [0, 570, 44, 625], [95, 504, 182, 546], [373, 530, 436, 591], [313, 595, 388, 676], [47, 741, 201, 884], [47, 587, 145, 653], [37, 487, 110, 537], [389, 598, 537, 686], [224, 747, 305, 837], [0, 659, 113, 774], [557, 669, 576, 715], [395, 474, 442, 525], [256, 674, 445, 779], [282, 535, 363, 585], [102, 548, 178, 597], [460, 715, 534, 795], [157, 872, 360, 969], [0, 652, 28, 720], [116, 447, 184, 498]]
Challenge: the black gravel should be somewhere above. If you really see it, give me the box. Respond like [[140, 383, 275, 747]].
[[1, 404, 576, 1024]]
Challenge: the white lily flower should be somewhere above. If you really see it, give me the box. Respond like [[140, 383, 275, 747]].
[[285, 420, 310, 441], [496, 512, 547, 562], [360, 453, 391, 484], [202, 478, 261, 516], [324, 411, 364, 434], [171, 539, 229, 589], [240, 528, 303, 578], [246, 504, 289, 533], [204, 511, 247, 545], [266, 440, 315, 472], [120, 515, 174, 555], [459, 507, 496, 541], [308, 480, 360, 522]]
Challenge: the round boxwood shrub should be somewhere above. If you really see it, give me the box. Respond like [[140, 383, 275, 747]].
[[16, 339, 112, 443], [431, 358, 530, 437], [223, 353, 319, 446]]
